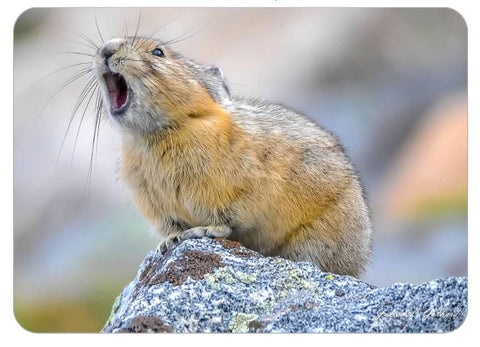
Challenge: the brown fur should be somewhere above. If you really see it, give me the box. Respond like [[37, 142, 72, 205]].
[[93, 37, 373, 277]]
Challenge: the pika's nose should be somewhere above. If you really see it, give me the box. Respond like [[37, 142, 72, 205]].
[[101, 42, 117, 60], [100, 39, 123, 63]]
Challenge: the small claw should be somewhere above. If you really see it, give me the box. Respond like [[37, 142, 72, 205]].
[[158, 243, 165, 254], [157, 233, 182, 255], [157, 226, 232, 255]]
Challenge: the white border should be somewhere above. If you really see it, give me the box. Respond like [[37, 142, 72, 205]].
[[4, 0, 476, 344]]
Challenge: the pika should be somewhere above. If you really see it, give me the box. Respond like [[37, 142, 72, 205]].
[[93, 36, 372, 277]]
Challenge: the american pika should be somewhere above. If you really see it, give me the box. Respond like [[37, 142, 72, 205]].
[[92, 36, 372, 277]]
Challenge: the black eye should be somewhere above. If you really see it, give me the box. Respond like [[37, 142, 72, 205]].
[[152, 48, 164, 57]]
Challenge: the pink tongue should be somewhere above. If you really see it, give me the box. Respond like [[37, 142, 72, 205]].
[[115, 90, 127, 109], [104, 73, 127, 110]]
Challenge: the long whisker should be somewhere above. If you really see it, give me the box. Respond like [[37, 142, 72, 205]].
[[161, 27, 196, 46], [131, 11, 142, 49], [66, 30, 100, 51], [93, 88, 104, 162], [70, 76, 98, 122], [57, 75, 97, 164], [162, 22, 210, 47], [123, 18, 129, 42], [42, 67, 93, 116], [87, 85, 102, 195], [52, 51, 95, 58], [60, 38, 98, 53], [77, 31, 100, 51], [71, 83, 98, 170], [95, 16, 105, 45], [34, 62, 91, 87], [53, 27, 105, 192], [148, 13, 182, 40]]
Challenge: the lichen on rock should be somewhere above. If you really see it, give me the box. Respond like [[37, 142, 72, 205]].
[[102, 237, 467, 333]]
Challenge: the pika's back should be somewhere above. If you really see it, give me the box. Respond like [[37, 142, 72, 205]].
[[230, 97, 339, 144], [227, 96, 352, 180]]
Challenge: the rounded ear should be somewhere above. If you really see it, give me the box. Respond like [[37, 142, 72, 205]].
[[205, 65, 224, 79], [202, 65, 231, 104]]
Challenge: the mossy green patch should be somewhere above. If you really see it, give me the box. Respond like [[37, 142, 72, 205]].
[[287, 268, 318, 290], [204, 267, 258, 289], [229, 312, 259, 333], [233, 270, 257, 284], [204, 273, 220, 290], [204, 267, 235, 290]]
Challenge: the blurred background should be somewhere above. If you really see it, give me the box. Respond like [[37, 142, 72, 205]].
[[13, 8, 467, 332]]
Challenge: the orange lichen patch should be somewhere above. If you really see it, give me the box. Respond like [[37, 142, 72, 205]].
[[151, 251, 226, 286], [379, 93, 467, 220], [213, 237, 243, 249], [231, 249, 257, 258], [212, 238, 258, 257]]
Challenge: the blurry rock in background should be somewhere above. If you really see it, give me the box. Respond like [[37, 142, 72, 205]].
[[378, 93, 467, 221], [362, 92, 467, 286], [13, 8, 467, 332]]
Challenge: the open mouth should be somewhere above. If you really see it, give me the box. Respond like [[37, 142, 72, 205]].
[[103, 72, 131, 115]]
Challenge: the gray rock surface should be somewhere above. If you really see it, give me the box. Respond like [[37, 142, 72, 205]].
[[102, 237, 467, 333]]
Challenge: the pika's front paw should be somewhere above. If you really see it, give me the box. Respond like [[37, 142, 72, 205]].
[[157, 233, 182, 255], [157, 226, 232, 255], [181, 225, 232, 240]]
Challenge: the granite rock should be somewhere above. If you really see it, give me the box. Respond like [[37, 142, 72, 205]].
[[102, 237, 467, 333]]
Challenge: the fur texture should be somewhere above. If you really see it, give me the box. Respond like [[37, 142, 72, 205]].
[[93, 37, 373, 277]]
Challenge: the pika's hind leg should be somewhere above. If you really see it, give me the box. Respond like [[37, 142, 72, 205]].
[[276, 222, 371, 278]]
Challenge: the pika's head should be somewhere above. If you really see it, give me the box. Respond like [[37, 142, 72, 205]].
[[93, 37, 231, 133]]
